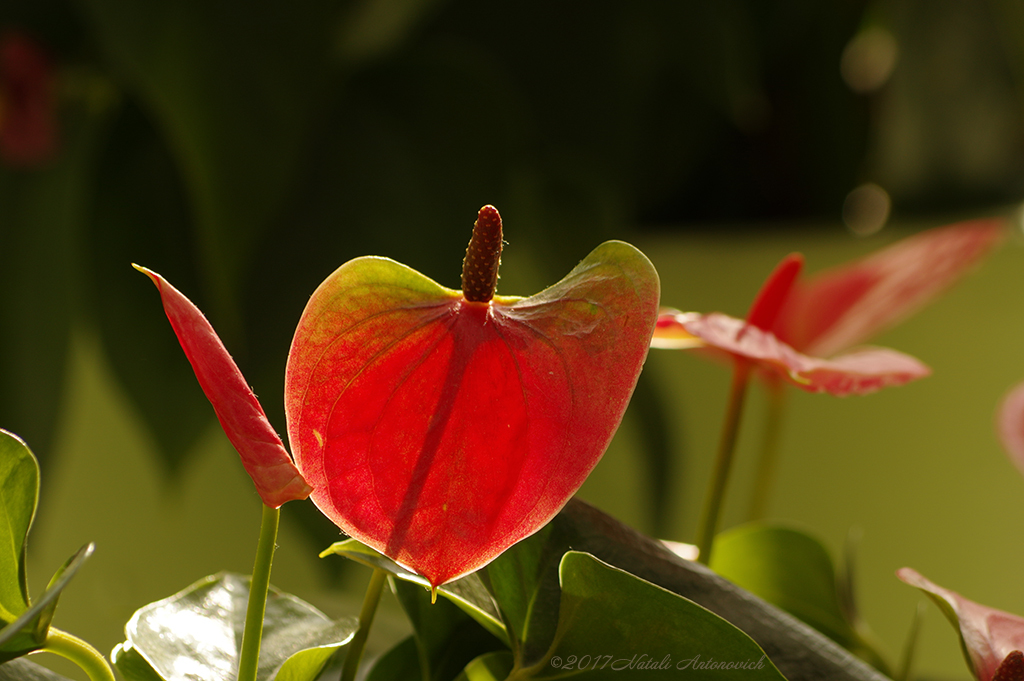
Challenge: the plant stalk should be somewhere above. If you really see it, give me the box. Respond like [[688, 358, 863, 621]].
[[39, 628, 115, 681], [237, 503, 280, 681], [341, 568, 388, 681], [696, 359, 752, 565], [747, 384, 787, 521]]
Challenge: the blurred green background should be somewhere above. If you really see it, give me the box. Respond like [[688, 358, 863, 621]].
[[3, 0, 1024, 679]]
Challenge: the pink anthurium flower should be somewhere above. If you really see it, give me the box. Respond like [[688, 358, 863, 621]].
[[653, 219, 1004, 395], [0, 31, 56, 167], [284, 206, 660, 588], [135, 265, 312, 509], [997, 382, 1024, 480], [898, 567, 1024, 681]]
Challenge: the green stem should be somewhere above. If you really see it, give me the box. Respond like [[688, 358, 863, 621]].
[[237, 503, 280, 681], [696, 360, 752, 565], [747, 384, 787, 521], [341, 568, 388, 681], [39, 628, 115, 681]]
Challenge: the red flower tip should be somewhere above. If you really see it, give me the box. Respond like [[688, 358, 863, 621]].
[[777, 218, 1006, 357], [135, 264, 312, 508], [461, 205, 503, 303], [745, 253, 803, 332], [0, 30, 57, 167]]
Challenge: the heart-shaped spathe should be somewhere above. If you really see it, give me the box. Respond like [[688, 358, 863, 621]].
[[285, 238, 659, 587]]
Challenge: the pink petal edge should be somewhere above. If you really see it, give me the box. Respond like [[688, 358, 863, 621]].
[[136, 265, 311, 508], [778, 219, 1005, 357], [897, 567, 1024, 681], [997, 380, 1024, 480], [663, 310, 929, 396]]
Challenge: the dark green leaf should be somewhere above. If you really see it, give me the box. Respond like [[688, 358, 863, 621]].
[[480, 522, 566, 665], [0, 110, 104, 461], [321, 540, 506, 645], [532, 551, 788, 680], [391, 578, 505, 681], [364, 636, 421, 681], [710, 525, 854, 647], [122, 572, 356, 681], [489, 499, 889, 681], [710, 524, 890, 673], [0, 430, 37, 625], [452, 651, 514, 681], [0, 544, 93, 663]]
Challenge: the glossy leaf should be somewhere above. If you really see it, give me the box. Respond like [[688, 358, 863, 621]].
[[480, 521, 568, 665], [486, 499, 887, 681], [0, 430, 36, 626], [0, 432, 94, 663], [320, 539, 506, 644], [897, 567, 1024, 681], [136, 266, 311, 508], [526, 552, 785, 679], [710, 525, 854, 646], [655, 310, 930, 395], [776, 219, 1005, 357], [286, 238, 659, 586], [709, 524, 888, 672], [0, 543, 94, 663], [109, 644, 165, 681], [115, 572, 356, 681]]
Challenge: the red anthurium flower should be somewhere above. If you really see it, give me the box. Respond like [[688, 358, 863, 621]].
[[136, 265, 312, 509], [898, 568, 1024, 681], [0, 31, 56, 167], [284, 206, 660, 588], [653, 219, 1004, 395]]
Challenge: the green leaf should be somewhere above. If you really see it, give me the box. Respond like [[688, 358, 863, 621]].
[[390, 577, 505, 681], [110, 642, 166, 681], [710, 524, 889, 673], [272, 642, 347, 681], [480, 522, 566, 665], [78, 0, 341, 317], [486, 499, 887, 681], [119, 572, 356, 681], [363, 636, 421, 681], [710, 524, 855, 647], [532, 551, 788, 680], [321, 539, 506, 645], [0, 544, 93, 663], [0, 430, 37, 625], [452, 651, 514, 681]]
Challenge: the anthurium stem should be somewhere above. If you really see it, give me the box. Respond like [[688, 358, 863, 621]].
[[237, 503, 280, 681], [696, 360, 752, 565], [341, 568, 387, 681], [747, 384, 787, 521], [39, 628, 115, 681]]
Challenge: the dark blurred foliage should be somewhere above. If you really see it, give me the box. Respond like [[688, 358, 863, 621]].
[[1, 0, 1023, 546]]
